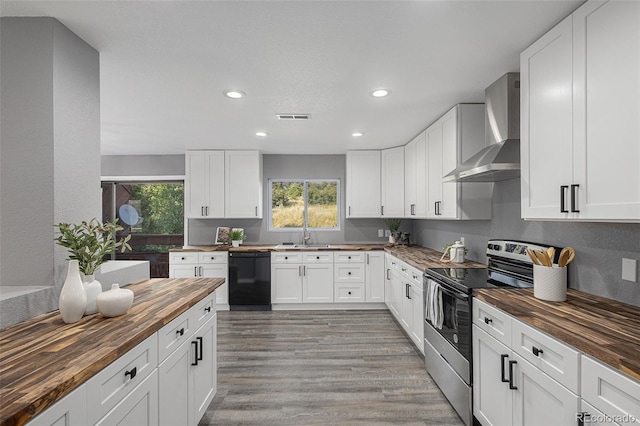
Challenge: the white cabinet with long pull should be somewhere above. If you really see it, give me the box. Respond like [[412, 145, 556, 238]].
[[185, 151, 225, 218], [404, 131, 427, 218], [225, 150, 263, 218], [381, 146, 405, 218], [521, 0, 640, 222], [346, 150, 381, 218], [271, 252, 334, 304]]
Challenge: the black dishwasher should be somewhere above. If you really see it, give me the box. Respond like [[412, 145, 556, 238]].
[[228, 252, 271, 310]]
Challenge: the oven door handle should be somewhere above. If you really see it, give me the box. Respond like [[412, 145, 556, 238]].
[[434, 282, 469, 301]]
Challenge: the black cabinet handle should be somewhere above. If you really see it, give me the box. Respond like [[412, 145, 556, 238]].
[[197, 336, 203, 361], [176, 327, 185, 337], [386, 269, 390, 280], [532, 346, 543, 356], [348, 291, 352, 295], [560, 185, 569, 213], [125, 367, 137, 380], [348, 272, 351, 275], [205, 306, 212, 313], [285, 256, 288, 260], [317, 256, 320, 259], [571, 184, 580, 213], [381, 206, 384, 216], [484, 317, 493, 325], [508, 360, 518, 390], [407, 283, 411, 299], [191, 341, 199, 366], [500, 354, 509, 383], [181, 257, 185, 260]]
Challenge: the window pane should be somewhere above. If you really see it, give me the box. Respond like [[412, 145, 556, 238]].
[[271, 181, 304, 228], [307, 181, 338, 228]]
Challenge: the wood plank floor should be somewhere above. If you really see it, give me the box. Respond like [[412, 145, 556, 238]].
[[199, 310, 463, 426]]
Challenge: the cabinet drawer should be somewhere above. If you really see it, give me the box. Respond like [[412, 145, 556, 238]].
[[334, 251, 364, 263], [335, 284, 365, 302], [406, 266, 423, 289], [387, 255, 401, 272], [86, 334, 158, 425], [192, 292, 216, 330], [198, 252, 227, 264], [158, 309, 194, 362], [302, 251, 334, 264], [581, 355, 640, 422], [169, 252, 199, 264], [271, 252, 303, 264], [511, 318, 580, 393], [472, 298, 512, 347], [334, 264, 365, 283]]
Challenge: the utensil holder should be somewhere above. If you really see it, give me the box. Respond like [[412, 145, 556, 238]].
[[533, 265, 567, 302]]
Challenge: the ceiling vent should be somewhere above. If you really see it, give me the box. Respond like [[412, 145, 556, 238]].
[[276, 114, 311, 120]]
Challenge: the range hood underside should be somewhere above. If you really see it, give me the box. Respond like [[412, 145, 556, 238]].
[[443, 139, 520, 183]]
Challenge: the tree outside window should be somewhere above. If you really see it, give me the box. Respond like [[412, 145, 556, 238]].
[[270, 179, 339, 230]]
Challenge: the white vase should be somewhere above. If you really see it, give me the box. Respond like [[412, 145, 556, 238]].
[[83, 274, 102, 315], [97, 284, 134, 317], [232, 240, 241, 248], [59, 260, 87, 324]]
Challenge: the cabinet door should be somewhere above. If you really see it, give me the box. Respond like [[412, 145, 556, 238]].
[[201, 263, 228, 306], [271, 264, 302, 303], [365, 252, 385, 303], [580, 400, 623, 426], [28, 384, 87, 426], [185, 151, 209, 218], [404, 138, 417, 217], [170, 264, 198, 278], [346, 151, 381, 218], [158, 340, 192, 426], [400, 280, 413, 332], [388, 269, 402, 320], [511, 353, 579, 426], [381, 146, 405, 218], [94, 370, 158, 426], [427, 121, 443, 218], [225, 151, 262, 218], [439, 108, 459, 219], [192, 314, 217, 424], [520, 16, 574, 219], [414, 133, 428, 218], [473, 325, 513, 426], [302, 263, 334, 303], [410, 283, 424, 353], [572, 0, 640, 220]]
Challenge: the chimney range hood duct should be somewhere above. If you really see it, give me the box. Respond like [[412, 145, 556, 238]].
[[443, 73, 520, 182]]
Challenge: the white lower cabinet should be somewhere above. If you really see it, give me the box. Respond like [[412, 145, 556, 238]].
[[27, 384, 87, 426], [334, 251, 365, 303], [473, 298, 640, 426], [365, 251, 385, 303], [94, 371, 158, 426], [271, 252, 334, 304], [385, 254, 424, 353], [169, 252, 228, 307]]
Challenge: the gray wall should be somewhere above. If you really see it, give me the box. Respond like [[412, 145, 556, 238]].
[[188, 154, 395, 245], [413, 178, 640, 307], [102, 154, 185, 178], [0, 18, 101, 328]]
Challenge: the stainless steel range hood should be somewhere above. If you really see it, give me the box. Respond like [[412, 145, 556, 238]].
[[443, 73, 520, 182]]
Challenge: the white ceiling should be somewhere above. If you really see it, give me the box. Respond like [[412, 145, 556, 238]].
[[1, 0, 582, 156]]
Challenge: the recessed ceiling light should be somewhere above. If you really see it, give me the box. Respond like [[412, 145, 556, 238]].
[[370, 89, 391, 98], [352, 132, 364, 137], [223, 90, 245, 99], [256, 132, 268, 137]]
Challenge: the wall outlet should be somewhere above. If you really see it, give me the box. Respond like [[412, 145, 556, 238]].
[[378, 229, 384, 238], [622, 258, 637, 282], [384, 229, 390, 237]]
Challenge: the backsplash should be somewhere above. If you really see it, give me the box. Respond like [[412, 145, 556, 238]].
[[413, 179, 640, 307]]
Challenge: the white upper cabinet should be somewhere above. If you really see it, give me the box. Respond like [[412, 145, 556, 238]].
[[521, 0, 640, 222], [346, 150, 382, 218], [404, 131, 427, 218], [225, 150, 263, 218], [381, 146, 405, 218], [427, 104, 492, 220], [185, 151, 225, 218]]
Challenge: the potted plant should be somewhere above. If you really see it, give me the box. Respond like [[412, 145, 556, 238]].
[[384, 218, 403, 245], [229, 228, 245, 248], [54, 218, 131, 317]]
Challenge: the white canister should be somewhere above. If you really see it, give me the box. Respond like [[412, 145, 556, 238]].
[[450, 241, 466, 263], [533, 265, 567, 302], [97, 284, 134, 317]]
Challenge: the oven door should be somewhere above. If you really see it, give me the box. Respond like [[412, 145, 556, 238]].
[[424, 277, 471, 361]]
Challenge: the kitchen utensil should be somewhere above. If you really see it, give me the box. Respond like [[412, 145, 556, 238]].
[[547, 247, 555, 264], [533, 249, 552, 267], [558, 247, 575, 267], [526, 248, 541, 265]]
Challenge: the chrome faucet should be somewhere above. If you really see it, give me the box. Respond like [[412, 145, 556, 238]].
[[302, 224, 311, 245]]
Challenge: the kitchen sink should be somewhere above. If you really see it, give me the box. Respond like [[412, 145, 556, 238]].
[[275, 244, 331, 249]]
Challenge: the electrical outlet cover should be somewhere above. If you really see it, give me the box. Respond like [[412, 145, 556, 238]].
[[622, 258, 637, 282]]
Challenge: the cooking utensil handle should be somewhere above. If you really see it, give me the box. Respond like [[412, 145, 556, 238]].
[[560, 185, 569, 213], [571, 184, 580, 213]]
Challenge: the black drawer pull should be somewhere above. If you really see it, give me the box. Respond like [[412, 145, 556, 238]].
[[571, 184, 580, 213], [197, 336, 203, 361], [125, 367, 137, 380], [176, 328, 185, 337], [205, 306, 212, 313], [508, 360, 518, 390], [181, 257, 185, 260], [560, 185, 569, 213], [484, 317, 493, 325], [348, 272, 352, 275], [348, 291, 352, 295], [191, 341, 199, 366], [532, 346, 543, 356]]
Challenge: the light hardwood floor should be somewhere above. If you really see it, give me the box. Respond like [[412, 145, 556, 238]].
[[199, 310, 463, 426]]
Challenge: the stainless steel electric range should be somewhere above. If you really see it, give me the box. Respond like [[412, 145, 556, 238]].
[[423, 239, 560, 426]]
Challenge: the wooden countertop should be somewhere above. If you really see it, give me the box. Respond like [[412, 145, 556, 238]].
[[171, 244, 487, 270], [474, 288, 640, 382], [0, 277, 224, 426]]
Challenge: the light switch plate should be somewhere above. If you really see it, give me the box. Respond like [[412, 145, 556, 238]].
[[622, 258, 637, 282], [378, 229, 384, 238]]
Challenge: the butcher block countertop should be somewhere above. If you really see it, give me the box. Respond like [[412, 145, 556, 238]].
[[474, 288, 640, 382], [172, 244, 487, 270], [0, 277, 224, 426]]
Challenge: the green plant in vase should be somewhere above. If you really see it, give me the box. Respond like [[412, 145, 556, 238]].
[[229, 229, 245, 247], [384, 218, 402, 245]]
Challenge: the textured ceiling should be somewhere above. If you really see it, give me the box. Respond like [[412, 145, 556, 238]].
[[1, 1, 583, 155]]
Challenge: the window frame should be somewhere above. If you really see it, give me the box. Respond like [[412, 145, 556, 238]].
[[268, 178, 341, 232]]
